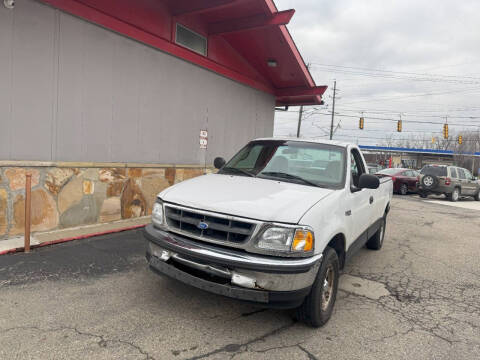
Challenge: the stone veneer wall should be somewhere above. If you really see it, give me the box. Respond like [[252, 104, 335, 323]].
[[0, 162, 209, 240]]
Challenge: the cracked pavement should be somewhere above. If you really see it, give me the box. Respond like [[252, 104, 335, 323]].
[[1, 196, 479, 359]]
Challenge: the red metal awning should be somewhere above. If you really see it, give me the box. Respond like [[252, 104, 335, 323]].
[[41, 0, 326, 106]]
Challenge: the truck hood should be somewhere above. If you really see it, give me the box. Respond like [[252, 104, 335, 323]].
[[159, 174, 334, 224]]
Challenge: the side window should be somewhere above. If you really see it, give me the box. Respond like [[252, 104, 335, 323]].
[[458, 168, 466, 180], [233, 145, 262, 169], [450, 168, 458, 179], [464, 169, 473, 180], [350, 149, 366, 188]]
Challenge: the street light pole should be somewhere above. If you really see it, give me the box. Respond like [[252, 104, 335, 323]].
[[296, 105, 304, 138], [329, 80, 337, 140]]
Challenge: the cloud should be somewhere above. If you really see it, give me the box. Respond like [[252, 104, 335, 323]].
[[273, 0, 480, 145]]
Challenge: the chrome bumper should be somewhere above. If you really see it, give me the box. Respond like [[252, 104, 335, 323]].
[[144, 224, 322, 292]]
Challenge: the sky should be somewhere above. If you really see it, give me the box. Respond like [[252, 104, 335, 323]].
[[273, 0, 480, 147]]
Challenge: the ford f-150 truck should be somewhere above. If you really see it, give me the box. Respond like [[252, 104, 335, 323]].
[[144, 138, 393, 327]]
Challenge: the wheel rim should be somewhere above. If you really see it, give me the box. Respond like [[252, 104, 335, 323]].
[[424, 176, 433, 187], [401, 184, 407, 194], [453, 189, 459, 200], [379, 223, 385, 244], [321, 265, 335, 311]]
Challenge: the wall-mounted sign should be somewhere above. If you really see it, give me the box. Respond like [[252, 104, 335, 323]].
[[199, 130, 208, 149]]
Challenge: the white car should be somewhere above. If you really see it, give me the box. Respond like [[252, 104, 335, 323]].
[[144, 138, 393, 327]]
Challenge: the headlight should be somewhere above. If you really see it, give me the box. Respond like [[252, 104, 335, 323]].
[[255, 226, 314, 254], [152, 201, 164, 228]]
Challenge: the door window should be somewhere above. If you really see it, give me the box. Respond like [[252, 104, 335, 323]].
[[458, 168, 466, 180], [450, 168, 458, 178], [464, 169, 473, 180], [350, 149, 366, 189], [232, 144, 263, 169]]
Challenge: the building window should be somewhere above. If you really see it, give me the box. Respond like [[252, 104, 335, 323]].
[[175, 24, 207, 56]]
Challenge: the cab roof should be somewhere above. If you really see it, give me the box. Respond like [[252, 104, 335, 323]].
[[253, 137, 354, 148]]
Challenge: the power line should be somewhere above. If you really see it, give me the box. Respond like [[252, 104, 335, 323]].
[[314, 112, 480, 127], [319, 133, 479, 142], [331, 108, 480, 119], [338, 86, 480, 105], [309, 63, 480, 81]]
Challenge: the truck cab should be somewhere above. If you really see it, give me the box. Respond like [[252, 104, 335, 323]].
[[144, 138, 393, 327]]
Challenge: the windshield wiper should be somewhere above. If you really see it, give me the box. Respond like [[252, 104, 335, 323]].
[[259, 172, 319, 187], [221, 167, 256, 177]]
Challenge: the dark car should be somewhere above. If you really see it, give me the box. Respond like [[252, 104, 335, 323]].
[[376, 168, 420, 195]]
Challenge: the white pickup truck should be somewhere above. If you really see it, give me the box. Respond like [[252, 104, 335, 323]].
[[144, 138, 393, 327]]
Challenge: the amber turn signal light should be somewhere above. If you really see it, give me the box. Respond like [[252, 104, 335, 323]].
[[292, 229, 314, 252]]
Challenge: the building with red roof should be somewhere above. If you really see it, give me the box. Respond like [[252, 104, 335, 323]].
[[0, 0, 326, 240]]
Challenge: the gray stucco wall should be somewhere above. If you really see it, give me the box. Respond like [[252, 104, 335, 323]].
[[0, 0, 275, 164]]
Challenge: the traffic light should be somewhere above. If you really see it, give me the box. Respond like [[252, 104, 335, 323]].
[[443, 124, 449, 139], [458, 135, 463, 145], [397, 120, 402, 132], [359, 117, 364, 129]]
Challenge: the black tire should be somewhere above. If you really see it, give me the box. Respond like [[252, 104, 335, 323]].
[[474, 191, 480, 201], [295, 247, 339, 328], [366, 216, 386, 250], [421, 175, 438, 190], [449, 187, 460, 202], [399, 183, 408, 195]]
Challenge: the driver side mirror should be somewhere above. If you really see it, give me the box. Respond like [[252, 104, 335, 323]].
[[214, 157, 226, 169], [358, 174, 380, 189]]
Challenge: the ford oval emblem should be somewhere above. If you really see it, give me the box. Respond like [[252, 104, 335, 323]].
[[197, 221, 209, 230]]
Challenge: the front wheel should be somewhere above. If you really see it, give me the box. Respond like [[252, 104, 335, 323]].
[[366, 216, 386, 250], [295, 247, 339, 328]]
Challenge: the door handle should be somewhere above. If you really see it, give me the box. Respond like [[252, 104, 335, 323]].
[[369, 196, 374, 204]]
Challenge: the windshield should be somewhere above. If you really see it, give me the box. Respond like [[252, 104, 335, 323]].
[[219, 140, 346, 188], [421, 166, 447, 176], [377, 168, 400, 175]]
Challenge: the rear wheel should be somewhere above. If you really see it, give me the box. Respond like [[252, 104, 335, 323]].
[[449, 187, 460, 202], [366, 216, 386, 250], [295, 247, 339, 328], [399, 183, 408, 195]]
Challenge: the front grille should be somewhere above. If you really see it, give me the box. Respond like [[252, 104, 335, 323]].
[[164, 205, 256, 245]]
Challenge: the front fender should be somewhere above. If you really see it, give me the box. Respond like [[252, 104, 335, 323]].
[[299, 190, 350, 256]]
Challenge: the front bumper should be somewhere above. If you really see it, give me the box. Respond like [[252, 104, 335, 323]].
[[143, 224, 322, 308]]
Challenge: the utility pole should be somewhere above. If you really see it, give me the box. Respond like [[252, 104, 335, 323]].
[[296, 105, 304, 138], [329, 80, 337, 140]]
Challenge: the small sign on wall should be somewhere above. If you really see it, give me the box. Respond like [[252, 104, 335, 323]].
[[199, 130, 208, 149]]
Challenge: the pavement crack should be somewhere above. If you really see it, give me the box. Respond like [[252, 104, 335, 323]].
[[297, 344, 318, 360], [0, 325, 156, 360], [185, 321, 296, 360]]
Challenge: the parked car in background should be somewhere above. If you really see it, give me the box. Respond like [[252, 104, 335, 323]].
[[375, 168, 420, 195], [145, 138, 393, 327], [417, 164, 480, 201], [367, 163, 383, 174]]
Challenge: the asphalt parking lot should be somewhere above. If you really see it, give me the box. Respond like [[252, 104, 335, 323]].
[[1, 196, 479, 360]]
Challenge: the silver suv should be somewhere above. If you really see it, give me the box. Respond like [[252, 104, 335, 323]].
[[418, 165, 480, 202]]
